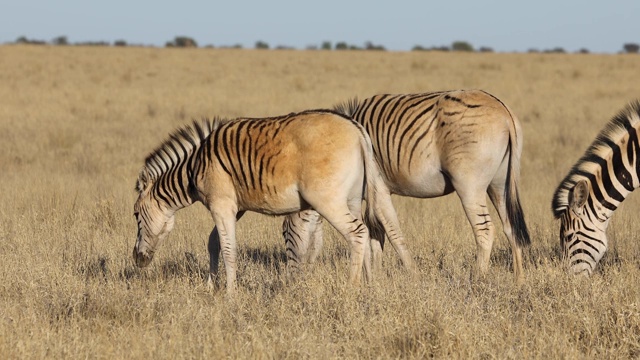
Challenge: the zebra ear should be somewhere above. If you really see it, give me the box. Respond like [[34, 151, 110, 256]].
[[569, 180, 589, 213], [136, 169, 150, 193]]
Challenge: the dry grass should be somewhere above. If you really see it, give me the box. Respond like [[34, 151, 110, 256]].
[[1, 45, 640, 358]]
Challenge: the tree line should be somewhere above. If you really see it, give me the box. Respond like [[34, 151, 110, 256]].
[[10, 36, 640, 54]]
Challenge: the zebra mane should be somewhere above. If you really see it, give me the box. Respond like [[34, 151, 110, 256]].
[[135, 118, 222, 192], [333, 97, 360, 117], [552, 100, 640, 218]]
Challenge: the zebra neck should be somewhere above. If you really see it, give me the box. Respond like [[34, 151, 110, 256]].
[[584, 170, 636, 223], [154, 157, 199, 212]]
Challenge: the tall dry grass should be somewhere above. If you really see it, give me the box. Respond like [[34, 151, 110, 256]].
[[1, 45, 639, 358]]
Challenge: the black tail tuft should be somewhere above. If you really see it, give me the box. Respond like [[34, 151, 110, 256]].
[[505, 180, 531, 248], [364, 203, 386, 249]]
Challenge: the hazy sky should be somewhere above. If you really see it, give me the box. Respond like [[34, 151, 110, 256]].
[[2, 0, 639, 53]]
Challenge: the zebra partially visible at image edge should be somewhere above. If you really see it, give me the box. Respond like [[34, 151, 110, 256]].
[[553, 100, 640, 275], [283, 90, 530, 282]]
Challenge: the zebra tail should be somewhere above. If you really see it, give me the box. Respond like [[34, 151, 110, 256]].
[[357, 124, 387, 243], [505, 111, 531, 248]]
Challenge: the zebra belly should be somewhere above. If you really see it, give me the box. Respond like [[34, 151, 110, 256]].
[[387, 168, 455, 199], [237, 185, 306, 216]]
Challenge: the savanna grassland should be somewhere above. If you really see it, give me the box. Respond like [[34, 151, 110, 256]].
[[1, 45, 640, 358]]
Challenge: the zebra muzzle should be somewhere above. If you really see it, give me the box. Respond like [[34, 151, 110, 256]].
[[133, 247, 154, 268]]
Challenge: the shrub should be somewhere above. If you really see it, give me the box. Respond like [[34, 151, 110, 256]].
[[52, 36, 68, 46], [166, 36, 198, 48], [114, 40, 127, 47], [451, 41, 474, 52], [321, 41, 332, 50], [255, 40, 269, 49], [15, 36, 46, 45], [623, 43, 639, 54], [364, 41, 385, 51]]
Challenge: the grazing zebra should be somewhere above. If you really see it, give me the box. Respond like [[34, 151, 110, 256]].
[[284, 90, 530, 282], [553, 101, 640, 275], [132, 110, 414, 293]]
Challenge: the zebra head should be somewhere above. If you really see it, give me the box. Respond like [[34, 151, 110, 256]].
[[133, 169, 176, 268], [557, 179, 609, 276]]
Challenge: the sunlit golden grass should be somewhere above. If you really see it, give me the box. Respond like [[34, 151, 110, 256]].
[[1, 45, 640, 358]]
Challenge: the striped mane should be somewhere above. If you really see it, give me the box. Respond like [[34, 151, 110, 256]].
[[552, 101, 640, 218], [136, 119, 221, 192], [333, 98, 360, 117]]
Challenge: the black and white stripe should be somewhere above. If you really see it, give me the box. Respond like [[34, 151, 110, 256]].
[[552, 100, 640, 275]]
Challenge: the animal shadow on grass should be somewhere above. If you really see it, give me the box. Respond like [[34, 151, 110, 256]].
[[77, 253, 207, 284], [76, 256, 110, 282]]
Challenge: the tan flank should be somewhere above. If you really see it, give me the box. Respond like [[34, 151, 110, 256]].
[[285, 90, 530, 282], [133, 111, 413, 293]]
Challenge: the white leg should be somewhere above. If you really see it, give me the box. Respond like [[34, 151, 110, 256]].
[[211, 210, 240, 294]]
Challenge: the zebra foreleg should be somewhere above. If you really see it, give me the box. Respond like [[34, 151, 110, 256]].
[[208, 211, 245, 292]]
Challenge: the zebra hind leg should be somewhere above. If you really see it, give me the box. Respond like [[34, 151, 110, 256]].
[[456, 188, 496, 281], [488, 182, 525, 284], [283, 210, 323, 279]]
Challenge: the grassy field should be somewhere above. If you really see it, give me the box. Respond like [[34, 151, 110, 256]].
[[1, 45, 640, 358]]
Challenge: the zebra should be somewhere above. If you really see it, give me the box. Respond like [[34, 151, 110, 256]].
[[132, 109, 415, 293], [552, 101, 640, 275], [283, 90, 530, 282]]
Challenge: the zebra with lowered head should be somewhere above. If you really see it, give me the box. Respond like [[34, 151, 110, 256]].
[[132, 110, 415, 294], [553, 100, 640, 275]]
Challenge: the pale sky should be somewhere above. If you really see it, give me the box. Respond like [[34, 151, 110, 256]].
[[2, 0, 639, 53]]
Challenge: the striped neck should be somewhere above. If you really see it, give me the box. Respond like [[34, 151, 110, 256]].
[[553, 101, 640, 220], [136, 120, 217, 211]]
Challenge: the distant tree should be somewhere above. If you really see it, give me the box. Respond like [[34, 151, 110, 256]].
[[52, 36, 68, 46], [275, 45, 294, 50], [220, 43, 243, 49], [451, 41, 474, 52], [364, 41, 385, 51], [623, 43, 639, 54], [412, 45, 427, 51], [177, 36, 197, 47], [577, 48, 590, 54], [165, 36, 197, 47], [527, 48, 540, 53], [478, 46, 494, 53], [114, 39, 127, 47], [431, 46, 450, 52], [255, 40, 269, 49], [335, 42, 348, 50], [349, 44, 361, 50], [321, 41, 332, 50], [544, 47, 566, 53], [75, 41, 109, 46], [16, 36, 47, 45]]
